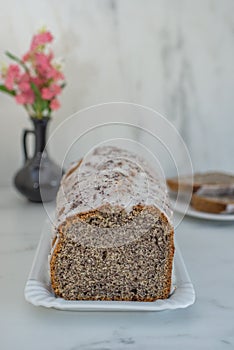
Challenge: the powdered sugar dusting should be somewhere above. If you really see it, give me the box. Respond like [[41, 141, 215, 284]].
[[55, 146, 172, 227]]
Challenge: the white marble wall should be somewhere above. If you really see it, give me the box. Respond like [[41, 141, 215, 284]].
[[1, 0, 234, 186]]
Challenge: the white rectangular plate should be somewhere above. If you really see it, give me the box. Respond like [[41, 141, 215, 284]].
[[24, 220, 195, 311]]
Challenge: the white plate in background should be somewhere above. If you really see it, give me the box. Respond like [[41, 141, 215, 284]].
[[24, 220, 195, 311], [170, 195, 234, 222]]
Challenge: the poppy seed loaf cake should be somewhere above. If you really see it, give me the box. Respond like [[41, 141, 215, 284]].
[[50, 146, 174, 301]]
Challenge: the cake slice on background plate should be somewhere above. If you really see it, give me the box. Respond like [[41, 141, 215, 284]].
[[167, 171, 234, 214]]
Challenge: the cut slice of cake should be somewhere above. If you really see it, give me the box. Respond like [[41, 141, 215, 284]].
[[191, 186, 234, 214]]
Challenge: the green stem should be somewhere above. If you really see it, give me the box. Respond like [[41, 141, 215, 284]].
[[5, 51, 30, 73], [0, 84, 16, 96]]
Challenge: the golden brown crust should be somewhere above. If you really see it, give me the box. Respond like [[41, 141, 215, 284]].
[[50, 234, 64, 297], [164, 227, 175, 298], [64, 159, 82, 180], [51, 236, 57, 248]]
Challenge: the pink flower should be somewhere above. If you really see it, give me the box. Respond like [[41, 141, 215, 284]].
[[22, 51, 31, 62], [41, 84, 61, 100], [18, 73, 31, 92], [34, 52, 55, 79], [5, 64, 21, 90], [50, 98, 60, 110], [15, 89, 34, 105], [50, 68, 64, 81], [19, 81, 30, 91], [30, 31, 53, 51], [1, 28, 65, 116], [31, 76, 44, 88], [35, 52, 51, 67]]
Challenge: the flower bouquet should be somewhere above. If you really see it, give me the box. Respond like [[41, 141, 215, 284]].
[[0, 29, 66, 202], [0, 28, 65, 118]]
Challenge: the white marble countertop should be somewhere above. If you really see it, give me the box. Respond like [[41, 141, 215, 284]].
[[0, 187, 234, 349]]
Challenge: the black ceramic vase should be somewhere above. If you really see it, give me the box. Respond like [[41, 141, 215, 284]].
[[14, 117, 62, 202]]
